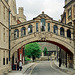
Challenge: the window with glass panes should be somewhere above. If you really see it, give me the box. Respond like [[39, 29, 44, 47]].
[[28, 25, 32, 34], [48, 23, 50, 32], [36, 23, 38, 32], [41, 19, 45, 31], [68, 8, 71, 17]]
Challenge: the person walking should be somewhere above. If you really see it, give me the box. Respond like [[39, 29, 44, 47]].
[[17, 61, 19, 70], [19, 60, 22, 71], [59, 57, 61, 67]]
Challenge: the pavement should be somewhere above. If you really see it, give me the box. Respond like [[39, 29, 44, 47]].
[[7, 61, 75, 75], [7, 63, 35, 75], [53, 60, 75, 75]]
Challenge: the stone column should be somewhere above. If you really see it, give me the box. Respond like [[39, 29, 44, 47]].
[[50, 23, 53, 33], [26, 26, 28, 35], [71, 29, 73, 40], [64, 28, 68, 38], [33, 25, 35, 33], [38, 22, 41, 32], [58, 26, 60, 35], [19, 28, 21, 38], [45, 22, 48, 32], [34, 23, 36, 33]]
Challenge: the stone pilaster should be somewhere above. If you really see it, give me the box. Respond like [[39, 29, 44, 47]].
[[38, 22, 41, 32], [45, 22, 48, 32], [67, 54, 69, 68], [26, 26, 28, 35], [73, 20, 75, 69], [58, 26, 60, 35]]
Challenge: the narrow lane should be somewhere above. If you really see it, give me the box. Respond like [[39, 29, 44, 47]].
[[30, 61, 68, 75]]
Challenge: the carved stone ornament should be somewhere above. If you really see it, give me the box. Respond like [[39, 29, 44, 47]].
[[38, 32, 46, 41]]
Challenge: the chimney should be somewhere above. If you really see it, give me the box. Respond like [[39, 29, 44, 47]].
[[18, 7, 24, 15]]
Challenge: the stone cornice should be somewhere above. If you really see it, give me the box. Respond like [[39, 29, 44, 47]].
[[64, 0, 75, 8], [0, 47, 9, 51]]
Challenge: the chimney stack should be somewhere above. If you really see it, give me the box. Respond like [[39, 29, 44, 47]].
[[18, 7, 24, 15]]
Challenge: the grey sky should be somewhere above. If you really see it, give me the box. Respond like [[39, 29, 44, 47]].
[[16, 0, 65, 21]]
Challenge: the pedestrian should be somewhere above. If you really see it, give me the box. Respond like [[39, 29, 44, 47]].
[[17, 61, 19, 70], [19, 60, 22, 71], [59, 57, 61, 67]]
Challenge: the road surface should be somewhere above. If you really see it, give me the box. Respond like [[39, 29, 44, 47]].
[[25, 61, 68, 75]]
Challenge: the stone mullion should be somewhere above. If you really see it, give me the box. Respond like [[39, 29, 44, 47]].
[[45, 22, 48, 32], [34, 23, 36, 33], [64, 28, 68, 38], [19, 28, 21, 38], [71, 29, 73, 40], [32, 25, 35, 33], [50, 23, 53, 33], [38, 22, 41, 32], [26, 26, 28, 35], [58, 26, 60, 35]]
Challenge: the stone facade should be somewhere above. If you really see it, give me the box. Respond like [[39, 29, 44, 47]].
[[0, 0, 26, 75], [0, 0, 10, 75], [61, 0, 75, 69], [0, 0, 75, 74], [38, 42, 57, 51]]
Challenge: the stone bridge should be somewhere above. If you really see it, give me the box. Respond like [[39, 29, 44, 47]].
[[10, 12, 75, 68]]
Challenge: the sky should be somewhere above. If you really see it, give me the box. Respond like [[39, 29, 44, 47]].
[[16, 0, 65, 21]]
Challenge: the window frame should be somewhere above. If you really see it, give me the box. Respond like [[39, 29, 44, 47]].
[[21, 27, 26, 37], [53, 25, 58, 34]]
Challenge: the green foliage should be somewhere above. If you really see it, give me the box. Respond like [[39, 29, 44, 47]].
[[25, 57, 31, 61], [24, 42, 42, 61], [43, 47, 48, 56]]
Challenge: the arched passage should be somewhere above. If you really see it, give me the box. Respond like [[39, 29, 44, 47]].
[[11, 38, 74, 69]]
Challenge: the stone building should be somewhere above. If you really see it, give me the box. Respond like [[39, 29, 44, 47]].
[[38, 42, 57, 56], [0, 0, 75, 75], [61, 0, 75, 68], [0, 0, 26, 75]]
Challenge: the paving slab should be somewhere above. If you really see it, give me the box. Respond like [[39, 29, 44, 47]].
[[53, 60, 75, 75], [8, 63, 34, 75]]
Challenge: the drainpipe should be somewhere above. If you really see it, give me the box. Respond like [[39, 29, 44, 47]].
[[66, 53, 67, 68], [9, 9, 11, 61]]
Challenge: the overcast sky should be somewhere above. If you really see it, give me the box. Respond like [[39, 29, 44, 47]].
[[16, 0, 65, 21]]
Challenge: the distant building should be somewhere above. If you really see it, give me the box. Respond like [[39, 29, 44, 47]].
[[38, 42, 57, 56]]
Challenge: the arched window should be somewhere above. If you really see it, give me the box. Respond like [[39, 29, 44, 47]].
[[48, 23, 50, 32], [21, 27, 26, 36], [36, 23, 38, 32], [28, 25, 32, 34], [67, 29, 71, 38], [14, 29, 19, 39], [54, 25, 58, 34], [41, 19, 45, 31], [60, 27, 64, 36]]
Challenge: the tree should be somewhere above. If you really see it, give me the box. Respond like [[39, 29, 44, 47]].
[[24, 42, 42, 62], [43, 47, 48, 56]]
